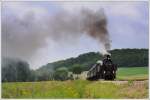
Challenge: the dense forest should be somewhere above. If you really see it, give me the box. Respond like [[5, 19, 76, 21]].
[[2, 48, 148, 82]]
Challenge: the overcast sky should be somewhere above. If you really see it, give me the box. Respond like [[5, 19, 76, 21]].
[[2, 1, 149, 69]]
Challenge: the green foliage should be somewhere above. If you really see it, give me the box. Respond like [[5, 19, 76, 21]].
[[16, 62, 30, 82], [2, 49, 148, 82], [2, 58, 31, 82], [39, 49, 148, 74], [53, 67, 68, 81], [110, 49, 148, 67], [35, 68, 53, 81], [71, 64, 83, 74]]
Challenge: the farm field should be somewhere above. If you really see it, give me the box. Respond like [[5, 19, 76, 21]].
[[116, 67, 148, 80], [2, 67, 149, 99]]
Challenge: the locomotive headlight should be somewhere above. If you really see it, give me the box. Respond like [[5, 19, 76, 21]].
[[104, 71, 105, 74]]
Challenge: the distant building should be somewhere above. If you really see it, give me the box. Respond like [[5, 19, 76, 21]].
[[68, 71, 88, 80], [80, 71, 88, 80]]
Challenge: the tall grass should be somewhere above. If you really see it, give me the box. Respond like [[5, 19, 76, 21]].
[[2, 80, 148, 99], [2, 67, 149, 98]]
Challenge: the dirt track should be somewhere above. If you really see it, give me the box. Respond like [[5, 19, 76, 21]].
[[99, 80, 148, 85]]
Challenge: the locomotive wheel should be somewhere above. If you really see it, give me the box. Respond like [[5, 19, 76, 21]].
[[104, 75, 114, 80]]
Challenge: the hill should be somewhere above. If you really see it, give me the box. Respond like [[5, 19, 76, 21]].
[[2, 48, 148, 82], [38, 48, 148, 72]]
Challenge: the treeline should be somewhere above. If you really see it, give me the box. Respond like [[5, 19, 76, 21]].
[[41, 48, 148, 71], [2, 48, 148, 82], [2, 58, 32, 82], [2, 57, 55, 82], [2, 58, 80, 82]]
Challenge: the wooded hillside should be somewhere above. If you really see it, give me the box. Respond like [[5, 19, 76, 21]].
[[2, 48, 148, 82], [39, 48, 148, 72]]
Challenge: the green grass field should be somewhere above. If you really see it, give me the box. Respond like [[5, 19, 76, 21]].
[[2, 67, 149, 99], [116, 67, 148, 80]]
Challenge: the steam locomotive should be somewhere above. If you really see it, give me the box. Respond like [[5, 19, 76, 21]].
[[87, 54, 117, 80]]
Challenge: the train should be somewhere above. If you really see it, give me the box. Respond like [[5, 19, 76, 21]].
[[87, 54, 117, 80]]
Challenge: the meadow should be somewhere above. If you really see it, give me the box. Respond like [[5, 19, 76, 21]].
[[116, 67, 148, 80], [2, 67, 149, 99]]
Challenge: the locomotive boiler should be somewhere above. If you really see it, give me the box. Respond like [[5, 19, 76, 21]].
[[87, 54, 117, 80]]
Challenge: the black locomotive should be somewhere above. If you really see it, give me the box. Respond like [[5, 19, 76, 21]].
[[87, 54, 117, 80]]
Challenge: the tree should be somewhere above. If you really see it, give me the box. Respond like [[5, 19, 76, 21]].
[[71, 64, 83, 74], [28, 70, 36, 81], [53, 67, 68, 81], [16, 61, 30, 82], [71, 64, 83, 79], [2, 57, 31, 82], [38, 49, 148, 74], [2, 64, 17, 82], [36, 71, 52, 81]]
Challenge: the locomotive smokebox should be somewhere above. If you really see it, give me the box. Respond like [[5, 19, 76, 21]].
[[103, 54, 112, 63], [103, 53, 111, 58]]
